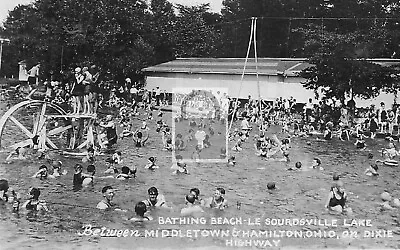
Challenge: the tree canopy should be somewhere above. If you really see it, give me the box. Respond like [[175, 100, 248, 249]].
[[1, 0, 400, 99]]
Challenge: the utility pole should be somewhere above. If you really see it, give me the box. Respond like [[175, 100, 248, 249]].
[[0, 38, 11, 72]]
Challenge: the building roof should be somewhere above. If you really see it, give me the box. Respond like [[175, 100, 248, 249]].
[[142, 58, 310, 76], [142, 58, 400, 76]]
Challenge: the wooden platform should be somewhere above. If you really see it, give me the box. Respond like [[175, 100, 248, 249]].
[[45, 114, 97, 119]]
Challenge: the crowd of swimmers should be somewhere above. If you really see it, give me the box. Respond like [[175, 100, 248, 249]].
[[3, 79, 400, 223]]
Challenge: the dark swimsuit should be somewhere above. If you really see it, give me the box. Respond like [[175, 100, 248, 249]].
[[328, 189, 346, 208]]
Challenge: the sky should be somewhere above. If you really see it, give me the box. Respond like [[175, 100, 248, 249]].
[[0, 0, 223, 24]]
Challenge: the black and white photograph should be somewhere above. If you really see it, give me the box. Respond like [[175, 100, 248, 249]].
[[0, 0, 400, 249]]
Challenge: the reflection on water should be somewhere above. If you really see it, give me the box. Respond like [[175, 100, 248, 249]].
[[0, 105, 400, 249]]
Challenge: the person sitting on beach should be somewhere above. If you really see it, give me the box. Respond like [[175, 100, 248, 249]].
[[21, 187, 48, 212], [365, 164, 379, 177], [142, 187, 167, 209], [116, 166, 137, 180], [181, 194, 204, 217], [32, 165, 55, 179], [324, 181, 352, 214], [205, 187, 228, 210], [145, 157, 159, 170], [171, 155, 189, 175], [130, 201, 153, 222]]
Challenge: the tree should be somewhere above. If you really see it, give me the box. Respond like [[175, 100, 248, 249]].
[[299, 26, 398, 104], [173, 4, 221, 57]]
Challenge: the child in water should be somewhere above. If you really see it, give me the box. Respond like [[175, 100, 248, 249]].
[[171, 155, 189, 175], [130, 201, 153, 222], [51, 160, 67, 177], [205, 187, 228, 210], [145, 157, 159, 170]]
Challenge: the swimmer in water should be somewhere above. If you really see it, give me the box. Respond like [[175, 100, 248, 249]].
[[116, 166, 137, 180], [32, 165, 55, 179], [82, 147, 96, 163], [288, 161, 302, 171], [51, 160, 67, 177], [228, 156, 236, 166], [324, 181, 352, 214], [130, 201, 153, 222], [310, 157, 323, 170], [205, 187, 228, 210], [104, 157, 119, 174], [181, 193, 204, 217], [96, 186, 116, 210], [365, 164, 379, 176], [73, 164, 95, 188], [21, 187, 48, 212], [175, 134, 187, 151], [190, 188, 205, 206], [6, 146, 28, 162], [142, 186, 168, 209], [133, 130, 149, 147], [144, 157, 159, 170], [0, 180, 21, 212], [171, 155, 189, 175]]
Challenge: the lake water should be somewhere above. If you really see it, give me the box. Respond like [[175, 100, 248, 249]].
[[0, 100, 399, 250]]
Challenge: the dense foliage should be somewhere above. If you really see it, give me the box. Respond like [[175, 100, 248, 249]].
[[1, 0, 400, 100]]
